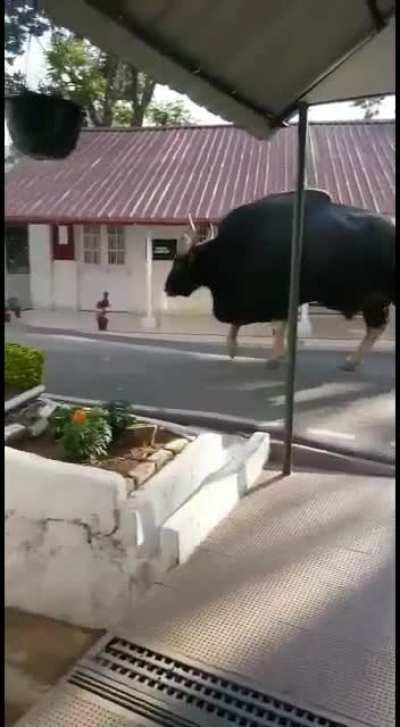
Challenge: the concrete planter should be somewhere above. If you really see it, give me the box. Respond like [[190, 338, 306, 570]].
[[5, 426, 270, 630], [5, 385, 46, 414]]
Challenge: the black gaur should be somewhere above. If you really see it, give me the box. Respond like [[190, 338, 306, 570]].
[[165, 190, 395, 370]]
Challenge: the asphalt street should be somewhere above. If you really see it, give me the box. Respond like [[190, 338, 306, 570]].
[[6, 328, 395, 462]]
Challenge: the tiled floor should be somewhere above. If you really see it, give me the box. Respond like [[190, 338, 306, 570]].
[[116, 470, 395, 726], [5, 610, 103, 725], [7, 469, 395, 726]]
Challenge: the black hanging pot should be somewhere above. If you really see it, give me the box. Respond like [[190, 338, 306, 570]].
[[5, 90, 84, 160]]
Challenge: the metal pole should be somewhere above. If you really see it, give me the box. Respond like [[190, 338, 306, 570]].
[[282, 102, 309, 475]]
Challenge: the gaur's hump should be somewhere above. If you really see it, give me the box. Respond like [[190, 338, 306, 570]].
[[269, 189, 331, 205]]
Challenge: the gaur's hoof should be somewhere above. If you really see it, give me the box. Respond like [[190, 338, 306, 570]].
[[340, 359, 358, 372], [266, 357, 285, 369]]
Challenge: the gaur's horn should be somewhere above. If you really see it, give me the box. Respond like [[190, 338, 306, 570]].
[[188, 213, 196, 232], [197, 222, 216, 245], [209, 223, 217, 239]]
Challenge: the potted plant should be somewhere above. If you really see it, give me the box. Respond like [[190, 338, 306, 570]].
[[5, 89, 83, 160], [96, 292, 110, 331]]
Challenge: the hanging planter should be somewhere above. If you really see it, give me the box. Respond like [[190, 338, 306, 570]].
[[5, 89, 83, 160]]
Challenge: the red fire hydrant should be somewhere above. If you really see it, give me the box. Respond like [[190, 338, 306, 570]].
[[96, 292, 110, 331]]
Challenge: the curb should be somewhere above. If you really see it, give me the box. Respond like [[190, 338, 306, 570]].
[[160, 432, 270, 565], [46, 394, 395, 475], [8, 323, 395, 352], [5, 385, 46, 414]]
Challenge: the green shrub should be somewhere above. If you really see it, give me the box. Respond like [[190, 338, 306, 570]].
[[49, 404, 73, 440], [5, 343, 44, 391], [55, 406, 112, 462], [104, 400, 135, 440]]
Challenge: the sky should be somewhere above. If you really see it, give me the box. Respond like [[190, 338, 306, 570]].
[[5, 34, 396, 147]]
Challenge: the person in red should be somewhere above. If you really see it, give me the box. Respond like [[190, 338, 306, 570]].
[[96, 291, 110, 330]]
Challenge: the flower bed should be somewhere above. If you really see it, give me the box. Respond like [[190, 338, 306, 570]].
[[5, 397, 270, 629], [6, 400, 189, 492]]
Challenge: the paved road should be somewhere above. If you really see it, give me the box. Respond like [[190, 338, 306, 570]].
[[6, 329, 395, 462]]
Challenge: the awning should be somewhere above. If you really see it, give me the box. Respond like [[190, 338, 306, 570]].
[[39, 0, 395, 474], [41, 0, 395, 139]]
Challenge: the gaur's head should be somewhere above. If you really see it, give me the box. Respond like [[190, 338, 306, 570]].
[[165, 216, 216, 298]]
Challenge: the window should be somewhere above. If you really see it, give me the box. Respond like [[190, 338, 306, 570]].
[[6, 225, 29, 274], [107, 226, 125, 265], [83, 225, 101, 264]]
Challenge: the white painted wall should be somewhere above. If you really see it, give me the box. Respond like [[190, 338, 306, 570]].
[[5, 273, 31, 309], [75, 223, 213, 317], [76, 225, 133, 311], [53, 261, 79, 310], [148, 225, 213, 317], [4, 430, 269, 628], [27, 222, 214, 317], [28, 225, 53, 309]]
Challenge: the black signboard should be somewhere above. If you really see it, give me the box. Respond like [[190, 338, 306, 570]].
[[152, 239, 177, 261]]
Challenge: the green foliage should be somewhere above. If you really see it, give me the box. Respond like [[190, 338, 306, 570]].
[[147, 99, 193, 127], [55, 406, 113, 462], [104, 400, 135, 440], [5, 343, 44, 391], [40, 32, 193, 128], [5, 0, 49, 63], [49, 401, 134, 460], [40, 33, 156, 127], [351, 96, 385, 119], [49, 404, 73, 440]]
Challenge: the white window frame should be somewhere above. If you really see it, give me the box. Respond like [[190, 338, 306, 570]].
[[107, 225, 125, 265], [82, 224, 101, 264]]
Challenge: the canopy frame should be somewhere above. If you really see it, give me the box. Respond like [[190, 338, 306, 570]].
[[282, 102, 309, 475]]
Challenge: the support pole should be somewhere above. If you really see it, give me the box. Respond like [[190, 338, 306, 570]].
[[141, 233, 157, 329], [282, 102, 309, 475], [298, 303, 312, 339]]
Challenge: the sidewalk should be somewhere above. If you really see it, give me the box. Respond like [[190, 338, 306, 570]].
[[10, 307, 395, 347], [17, 469, 395, 727]]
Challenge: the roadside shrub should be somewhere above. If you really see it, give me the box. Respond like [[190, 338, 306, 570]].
[[5, 343, 44, 391], [104, 400, 135, 440], [56, 406, 113, 462], [49, 404, 73, 440]]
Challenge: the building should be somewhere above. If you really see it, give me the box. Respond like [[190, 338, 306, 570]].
[[5, 121, 395, 323]]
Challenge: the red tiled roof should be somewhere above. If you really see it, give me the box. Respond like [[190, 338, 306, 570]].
[[5, 121, 395, 224]]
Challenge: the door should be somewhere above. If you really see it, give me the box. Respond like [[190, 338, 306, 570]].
[[78, 224, 130, 311], [5, 224, 31, 308]]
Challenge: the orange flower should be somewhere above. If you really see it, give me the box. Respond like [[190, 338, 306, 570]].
[[71, 409, 87, 424]]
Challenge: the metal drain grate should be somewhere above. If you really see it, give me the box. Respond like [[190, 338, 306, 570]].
[[67, 636, 349, 727]]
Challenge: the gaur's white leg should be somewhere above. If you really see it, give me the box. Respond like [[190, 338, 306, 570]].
[[342, 303, 389, 371], [267, 320, 287, 368], [227, 324, 240, 359], [342, 324, 386, 371]]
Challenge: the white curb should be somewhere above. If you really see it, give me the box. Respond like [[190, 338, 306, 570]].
[[160, 432, 270, 566]]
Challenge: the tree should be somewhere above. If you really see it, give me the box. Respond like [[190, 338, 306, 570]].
[[352, 96, 385, 119], [41, 33, 193, 127], [147, 99, 193, 127], [5, 0, 50, 63]]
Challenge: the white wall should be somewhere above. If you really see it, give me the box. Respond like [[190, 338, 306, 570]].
[[53, 261, 78, 310], [143, 225, 213, 317], [5, 273, 31, 309], [28, 223, 214, 317], [28, 225, 53, 309]]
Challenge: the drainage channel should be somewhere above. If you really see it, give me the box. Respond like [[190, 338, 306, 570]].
[[17, 635, 349, 727]]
